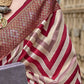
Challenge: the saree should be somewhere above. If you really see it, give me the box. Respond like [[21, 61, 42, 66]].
[[0, 0, 81, 84]]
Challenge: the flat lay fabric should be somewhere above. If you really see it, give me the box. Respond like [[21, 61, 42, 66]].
[[0, 0, 81, 84]]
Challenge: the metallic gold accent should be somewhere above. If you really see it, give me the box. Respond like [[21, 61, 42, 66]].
[[1, 17, 7, 28], [0, 0, 12, 6], [0, 0, 12, 28], [0, 13, 7, 28]]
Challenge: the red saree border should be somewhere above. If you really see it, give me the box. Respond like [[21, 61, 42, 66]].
[[8, 0, 32, 23]]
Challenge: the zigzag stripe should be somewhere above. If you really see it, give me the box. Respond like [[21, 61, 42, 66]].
[[22, 25, 68, 78], [61, 61, 78, 83], [70, 72, 81, 84], [17, 9, 64, 68], [27, 10, 64, 61], [18, 24, 68, 78], [25, 13, 63, 64], [52, 38, 72, 79], [19, 49, 49, 77], [26, 57, 49, 77], [25, 61, 42, 76], [24, 24, 66, 70], [56, 56, 76, 82], [64, 65, 80, 84], [0, 8, 81, 84], [36, 10, 62, 52]]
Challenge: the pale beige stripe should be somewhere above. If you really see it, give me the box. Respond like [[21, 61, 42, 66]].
[[23, 27, 69, 77], [25, 35, 30, 41], [29, 9, 62, 45], [26, 69, 54, 84], [31, 10, 64, 61], [41, 20, 46, 26], [33, 73, 44, 84], [14, 9, 63, 63], [26, 71, 44, 84], [50, 28, 69, 76], [23, 59, 42, 76], [29, 80, 34, 84], [56, 45, 76, 81], [8, 40, 24, 62], [43, 14, 53, 31], [43, 9, 62, 45], [24, 46, 51, 77], [61, 61, 78, 83], [70, 72, 81, 84], [54, 62, 78, 84], [9, 46, 19, 62], [43, 76, 53, 83], [2, 56, 7, 65]]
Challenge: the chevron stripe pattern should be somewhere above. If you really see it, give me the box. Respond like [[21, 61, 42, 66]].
[[0, 0, 81, 84]]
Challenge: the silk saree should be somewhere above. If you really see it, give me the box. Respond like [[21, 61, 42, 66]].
[[0, 0, 81, 84]]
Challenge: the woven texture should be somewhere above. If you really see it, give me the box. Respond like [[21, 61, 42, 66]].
[[0, 0, 81, 84], [0, 0, 60, 58], [0, 0, 12, 6]]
